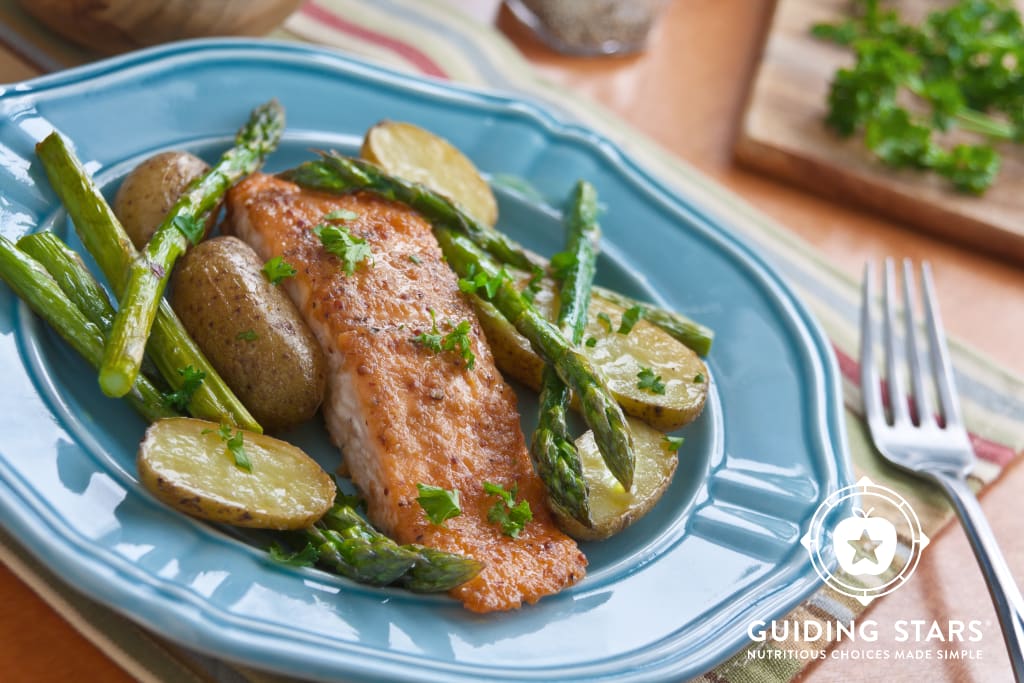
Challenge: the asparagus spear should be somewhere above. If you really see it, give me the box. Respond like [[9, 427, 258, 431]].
[[531, 181, 601, 524], [282, 152, 713, 356], [591, 286, 713, 357], [36, 131, 261, 432], [0, 236, 174, 422], [100, 99, 285, 398], [298, 503, 483, 590], [281, 152, 543, 273], [436, 226, 635, 489]]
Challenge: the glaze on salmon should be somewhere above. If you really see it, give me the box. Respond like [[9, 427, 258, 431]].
[[226, 173, 586, 612]]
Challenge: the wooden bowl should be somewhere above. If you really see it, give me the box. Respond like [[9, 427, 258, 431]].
[[18, 0, 303, 55]]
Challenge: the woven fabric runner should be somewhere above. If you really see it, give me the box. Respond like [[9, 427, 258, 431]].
[[0, 1, 1022, 681]]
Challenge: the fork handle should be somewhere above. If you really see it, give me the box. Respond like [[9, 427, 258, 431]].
[[927, 471, 1024, 682]]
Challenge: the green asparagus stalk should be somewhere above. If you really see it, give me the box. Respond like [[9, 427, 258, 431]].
[[531, 181, 601, 524], [17, 231, 115, 331], [300, 503, 482, 591], [281, 152, 543, 273], [400, 545, 484, 593], [36, 131, 261, 432], [0, 236, 175, 422], [100, 99, 285, 398], [282, 152, 713, 356], [436, 226, 635, 489]]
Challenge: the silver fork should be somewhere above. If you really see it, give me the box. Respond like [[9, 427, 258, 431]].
[[861, 259, 1024, 681]]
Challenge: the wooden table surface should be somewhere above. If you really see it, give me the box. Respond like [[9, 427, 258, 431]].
[[2, 1, 1023, 681]]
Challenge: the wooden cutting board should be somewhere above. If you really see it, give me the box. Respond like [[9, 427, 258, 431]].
[[736, 0, 1024, 264]]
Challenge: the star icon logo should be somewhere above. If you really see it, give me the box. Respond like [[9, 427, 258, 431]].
[[848, 529, 882, 564]]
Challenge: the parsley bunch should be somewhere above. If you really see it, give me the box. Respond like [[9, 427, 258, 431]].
[[813, 0, 1024, 194]]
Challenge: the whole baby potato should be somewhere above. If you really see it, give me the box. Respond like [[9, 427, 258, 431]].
[[171, 236, 326, 431], [114, 151, 213, 249]]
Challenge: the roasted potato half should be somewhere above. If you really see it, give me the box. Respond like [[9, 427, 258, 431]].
[[114, 151, 213, 249], [361, 120, 499, 227], [170, 236, 326, 431], [475, 275, 708, 431], [138, 418, 335, 529], [555, 418, 679, 541]]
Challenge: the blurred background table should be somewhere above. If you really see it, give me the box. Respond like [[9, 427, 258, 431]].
[[0, 1, 1022, 681]]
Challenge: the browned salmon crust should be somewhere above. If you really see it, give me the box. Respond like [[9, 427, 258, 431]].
[[226, 173, 586, 612]]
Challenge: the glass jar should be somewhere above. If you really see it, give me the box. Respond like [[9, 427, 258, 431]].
[[504, 0, 671, 56]]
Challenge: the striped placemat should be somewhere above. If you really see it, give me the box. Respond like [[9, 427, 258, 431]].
[[0, 1, 1021, 681]]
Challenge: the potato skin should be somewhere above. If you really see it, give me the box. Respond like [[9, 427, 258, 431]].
[[114, 151, 213, 249], [170, 236, 326, 431], [138, 418, 335, 530]]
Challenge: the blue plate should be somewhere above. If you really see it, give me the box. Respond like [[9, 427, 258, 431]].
[[0, 40, 852, 682]]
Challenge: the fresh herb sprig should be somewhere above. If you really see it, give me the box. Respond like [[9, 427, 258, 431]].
[[262, 255, 296, 285], [162, 365, 206, 411], [416, 483, 462, 526], [812, 0, 1024, 193], [218, 423, 252, 472], [483, 481, 532, 538], [314, 209, 372, 275], [411, 308, 476, 370]]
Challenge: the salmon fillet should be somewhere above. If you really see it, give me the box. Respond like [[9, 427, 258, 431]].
[[226, 173, 586, 612]]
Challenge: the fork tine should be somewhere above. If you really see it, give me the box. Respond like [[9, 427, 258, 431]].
[[860, 262, 886, 430], [902, 259, 935, 426], [921, 261, 963, 428], [883, 258, 910, 425]]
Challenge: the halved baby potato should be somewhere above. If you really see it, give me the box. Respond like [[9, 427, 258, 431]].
[[475, 274, 708, 431], [361, 120, 499, 227], [555, 418, 679, 541], [138, 417, 335, 530]]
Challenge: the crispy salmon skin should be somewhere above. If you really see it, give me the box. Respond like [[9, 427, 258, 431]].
[[226, 173, 585, 612]]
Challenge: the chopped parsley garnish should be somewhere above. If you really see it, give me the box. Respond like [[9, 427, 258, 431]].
[[262, 256, 297, 285], [521, 266, 544, 303], [411, 308, 476, 370], [810, 0, 1024, 194], [663, 435, 685, 453], [597, 312, 613, 333], [458, 265, 508, 300], [218, 423, 252, 472], [408, 254, 422, 265], [483, 481, 532, 538], [585, 336, 598, 348], [162, 365, 206, 411], [416, 483, 462, 526], [313, 210, 372, 275], [171, 214, 205, 244], [549, 250, 576, 279], [236, 329, 258, 341], [617, 306, 644, 335], [637, 367, 666, 395], [694, 372, 706, 383], [268, 542, 319, 567]]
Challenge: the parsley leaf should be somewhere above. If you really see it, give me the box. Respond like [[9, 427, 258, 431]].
[[236, 329, 258, 341], [694, 372, 706, 383], [663, 435, 685, 453], [162, 365, 206, 411], [617, 305, 644, 335], [268, 542, 319, 567], [521, 266, 544, 303], [416, 483, 462, 526], [585, 336, 598, 347], [313, 211, 372, 275], [637, 367, 666, 395], [458, 266, 508, 300], [597, 312, 613, 333], [217, 423, 252, 472], [411, 309, 476, 370], [408, 254, 422, 265], [171, 214, 205, 244], [812, 0, 1024, 194], [483, 481, 532, 538], [262, 256, 297, 285]]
